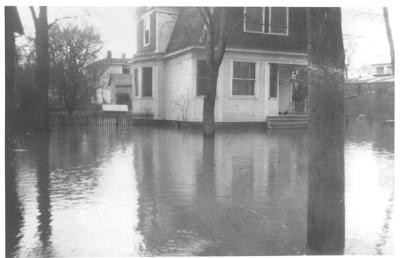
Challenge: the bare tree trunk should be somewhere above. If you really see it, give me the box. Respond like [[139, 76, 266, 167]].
[[307, 8, 345, 254], [5, 8, 24, 256], [30, 6, 50, 132], [203, 65, 219, 137], [199, 7, 228, 137], [383, 7, 395, 74]]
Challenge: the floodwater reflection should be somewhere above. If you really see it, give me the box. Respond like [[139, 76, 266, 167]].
[[6, 119, 394, 256]]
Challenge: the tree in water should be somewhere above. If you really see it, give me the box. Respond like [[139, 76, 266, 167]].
[[306, 8, 345, 254], [197, 7, 231, 137]]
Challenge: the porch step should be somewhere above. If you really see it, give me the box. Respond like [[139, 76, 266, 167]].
[[266, 115, 309, 128]]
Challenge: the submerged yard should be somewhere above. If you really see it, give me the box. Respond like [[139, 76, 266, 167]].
[[6, 119, 394, 256]]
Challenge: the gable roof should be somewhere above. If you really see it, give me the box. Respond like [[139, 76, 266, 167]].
[[165, 7, 204, 53]]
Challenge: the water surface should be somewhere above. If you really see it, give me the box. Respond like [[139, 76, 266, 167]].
[[6, 119, 394, 256]]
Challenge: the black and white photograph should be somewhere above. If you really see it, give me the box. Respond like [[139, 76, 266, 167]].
[[3, 0, 397, 256]]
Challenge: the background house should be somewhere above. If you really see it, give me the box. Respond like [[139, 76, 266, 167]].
[[131, 7, 309, 122], [371, 63, 393, 77], [87, 50, 133, 108]]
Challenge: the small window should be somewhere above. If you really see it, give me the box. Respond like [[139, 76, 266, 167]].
[[122, 65, 130, 74], [142, 67, 152, 97], [197, 60, 208, 95], [133, 69, 139, 97], [269, 64, 278, 98], [232, 62, 256, 96], [143, 15, 150, 46], [244, 7, 288, 35]]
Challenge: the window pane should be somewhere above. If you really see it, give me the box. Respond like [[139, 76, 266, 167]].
[[144, 16, 150, 45], [233, 80, 255, 95], [270, 64, 278, 98], [134, 69, 138, 96], [264, 7, 270, 33], [142, 67, 152, 97], [270, 7, 287, 34], [245, 7, 263, 32], [197, 60, 207, 95], [233, 62, 255, 79]]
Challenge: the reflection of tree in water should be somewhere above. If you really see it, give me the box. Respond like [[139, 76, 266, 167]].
[[5, 132, 24, 257], [134, 129, 159, 254], [34, 133, 53, 256], [46, 127, 133, 202]]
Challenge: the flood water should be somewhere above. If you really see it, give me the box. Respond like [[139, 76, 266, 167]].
[[6, 119, 394, 256]]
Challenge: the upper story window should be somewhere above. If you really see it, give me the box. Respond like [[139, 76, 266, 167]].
[[122, 65, 130, 74], [232, 61, 256, 96], [143, 15, 150, 46], [244, 7, 289, 35], [197, 60, 208, 96]]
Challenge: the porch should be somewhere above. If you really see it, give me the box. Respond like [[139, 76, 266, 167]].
[[267, 65, 308, 128]]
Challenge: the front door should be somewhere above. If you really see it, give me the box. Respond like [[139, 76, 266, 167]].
[[278, 68, 292, 114]]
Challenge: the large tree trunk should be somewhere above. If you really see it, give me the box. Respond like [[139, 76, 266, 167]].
[[306, 8, 345, 254], [30, 7, 50, 132], [203, 65, 219, 137], [199, 7, 228, 137], [383, 7, 395, 74], [5, 7, 24, 256]]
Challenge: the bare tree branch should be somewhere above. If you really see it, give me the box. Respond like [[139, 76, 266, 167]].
[[48, 11, 91, 28], [29, 6, 38, 27]]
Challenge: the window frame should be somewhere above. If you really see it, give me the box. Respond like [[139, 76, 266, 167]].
[[231, 61, 257, 97], [243, 7, 289, 36], [141, 67, 152, 97], [143, 14, 150, 47]]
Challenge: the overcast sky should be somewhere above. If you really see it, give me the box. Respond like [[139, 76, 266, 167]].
[[16, 6, 392, 76]]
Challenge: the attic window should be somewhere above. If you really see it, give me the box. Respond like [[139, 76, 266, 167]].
[[244, 7, 289, 35], [143, 15, 150, 46]]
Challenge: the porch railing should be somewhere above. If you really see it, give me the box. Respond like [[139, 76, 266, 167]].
[[290, 100, 308, 114]]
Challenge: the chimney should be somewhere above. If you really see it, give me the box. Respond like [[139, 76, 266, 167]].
[[122, 53, 126, 60], [106, 50, 112, 60]]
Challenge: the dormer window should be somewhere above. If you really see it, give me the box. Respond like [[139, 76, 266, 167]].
[[143, 14, 150, 46], [244, 7, 289, 36]]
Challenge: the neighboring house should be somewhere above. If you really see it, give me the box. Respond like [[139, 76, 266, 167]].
[[87, 51, 133, 108], [371, 63, 393, 77], [345, 63, 394, 119], [132, 7, 308, 122]]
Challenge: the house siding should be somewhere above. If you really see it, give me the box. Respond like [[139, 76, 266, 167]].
[[164, 53, 194, 121]]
